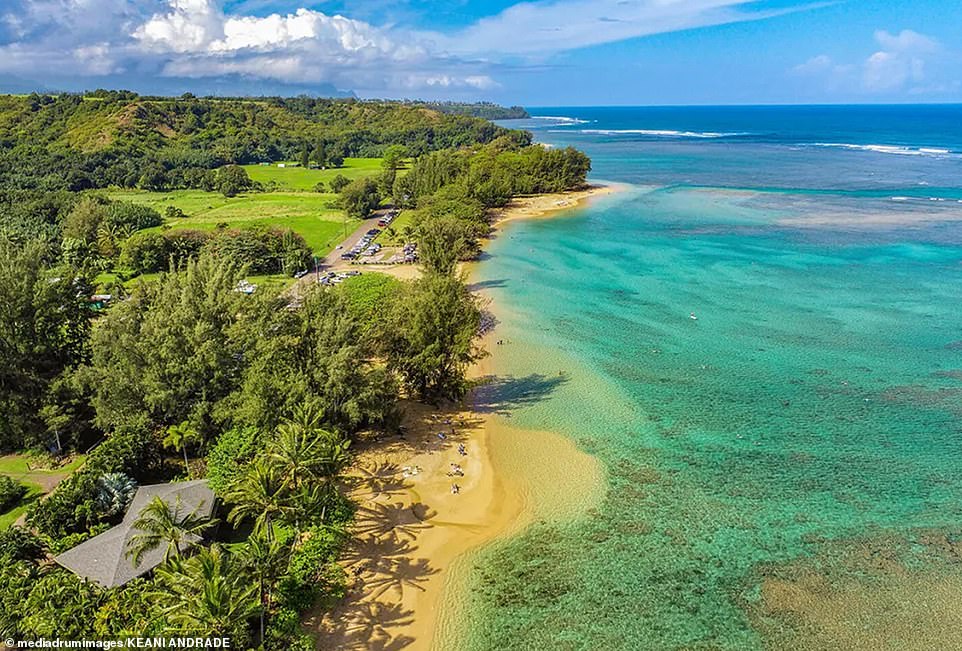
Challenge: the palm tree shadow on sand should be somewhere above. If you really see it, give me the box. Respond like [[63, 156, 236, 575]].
[[351, 501, 436, 542], [310, 377, 566, 650], [361, 556, 440, 600], [310, 531, 439, 650], [332, 600, 417, 651], [471, 373, 569, 415], [346, 461, 412, 501]]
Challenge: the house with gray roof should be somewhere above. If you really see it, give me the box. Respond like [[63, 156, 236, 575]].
[[54, 479, 216, 588]]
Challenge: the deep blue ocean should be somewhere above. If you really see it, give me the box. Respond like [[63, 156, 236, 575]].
[[516, 105, 962, 199], [463, 106, 962, 650]]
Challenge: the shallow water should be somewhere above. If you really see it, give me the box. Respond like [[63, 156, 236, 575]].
[[463, 106, 962, 650]]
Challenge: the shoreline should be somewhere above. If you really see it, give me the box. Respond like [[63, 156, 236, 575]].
[[309, 183, 620, 650]]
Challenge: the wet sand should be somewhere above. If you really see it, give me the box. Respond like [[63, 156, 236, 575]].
[[309, 185, 616, 650]]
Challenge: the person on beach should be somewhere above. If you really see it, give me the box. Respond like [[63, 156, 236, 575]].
[[451, 483, 460, 494], [458, 443, 466, 456]]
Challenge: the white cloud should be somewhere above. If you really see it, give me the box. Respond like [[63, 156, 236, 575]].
[[862, 29, 939, 92], [0, 0, 823, 96], [396, 73, 499, 90], [792, 54, 833, 75], [430, 0, 816, 57], [873, 28, 937, 54], [791, 29, 946, 96], [135, 0, 225, 53], [135, 2, 422, 62], [74, 42, 119, 75]]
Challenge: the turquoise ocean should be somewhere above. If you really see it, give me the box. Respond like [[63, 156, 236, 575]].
[[463, 106, 962, 650]]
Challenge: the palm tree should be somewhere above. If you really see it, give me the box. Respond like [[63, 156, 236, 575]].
[[268, 405, 327, 491], [224, 460, 289, 541], [95, 222, 132, 259], [163, 421, 201, 477], [154, 546, 258, 644], [312, 430, 351, 520], [235, 533, 290, 645], [315, 429, 351, 484], [268, 405, 351, 525], [126, 495, 217, 566]]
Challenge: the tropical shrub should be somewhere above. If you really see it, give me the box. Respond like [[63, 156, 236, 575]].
[[27, 429, 158, 539], [120, 229, 208, 275], [328, 174, 350, 193], [104, 203, 163, 232], [205, 427, 259, 495], [216, 165, 253, 197], [93, 472, 137, 518], [0, 476, 26, 512], [0, 527, 43, 561], [338, 177, 380, 218], [276, 526, 346, 612]]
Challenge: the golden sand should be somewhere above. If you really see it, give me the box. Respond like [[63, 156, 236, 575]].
[[308, 185, 616, 650], [491, 184, 617, 226]]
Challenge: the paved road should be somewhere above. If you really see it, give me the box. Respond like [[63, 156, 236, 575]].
[[324, 214, 389, 272], [292, 211, 392, 292]]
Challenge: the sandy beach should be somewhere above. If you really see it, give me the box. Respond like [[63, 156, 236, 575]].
[[491, 184, 617, 226], [308, 185, 616, 650]]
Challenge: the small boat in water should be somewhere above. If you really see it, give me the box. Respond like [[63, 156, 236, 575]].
[[690, 312, 698, 320]]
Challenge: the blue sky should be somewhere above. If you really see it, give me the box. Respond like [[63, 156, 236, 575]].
[[0, 0, 959, 104]]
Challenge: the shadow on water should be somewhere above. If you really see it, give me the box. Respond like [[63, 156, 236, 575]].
[[472, 373, 569, 415], [467, 277, 509, 291]]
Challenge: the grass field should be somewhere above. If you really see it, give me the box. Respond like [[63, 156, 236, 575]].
[[105, 159, 392, 255], [0, 454, 86, 530], [0, 454, 86, 476], [242, 157, 386, 191], [0, 482, 42, 530], [108, 190, 354, 254], [375, 210, 417, 245]]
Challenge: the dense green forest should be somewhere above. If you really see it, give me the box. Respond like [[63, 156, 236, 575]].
[[407, 101, 529, 120], [0, 90, 589, 648], [0, 91, 515, 192]]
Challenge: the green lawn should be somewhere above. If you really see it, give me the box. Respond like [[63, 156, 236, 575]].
[[244, 274, 297, 292], [0, 454, 86, 476], [0, 482, 42, 530], [242, 157, 386, 191], [0, 453, 86, 531], [375, 210, 416, 245], [107, 190, 355, 254]]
